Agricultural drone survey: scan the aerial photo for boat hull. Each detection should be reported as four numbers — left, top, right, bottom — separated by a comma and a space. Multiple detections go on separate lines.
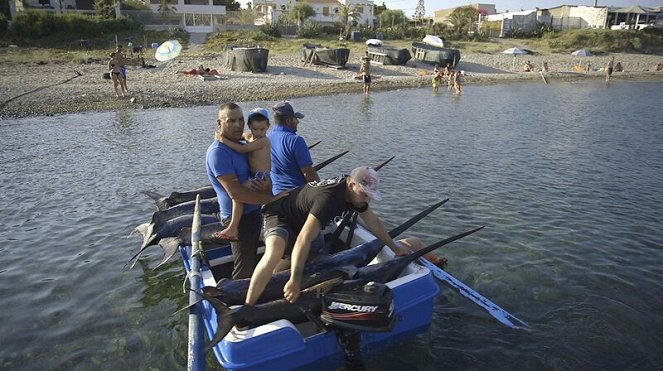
411, 41, 461, 68
225, 47, 269, 72
180, 223, 440, 371
367, 45, 412, 65
302, 44, 350, 67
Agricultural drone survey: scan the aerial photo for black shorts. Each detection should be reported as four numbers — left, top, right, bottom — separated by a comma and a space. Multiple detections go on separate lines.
263, 214, 326, 258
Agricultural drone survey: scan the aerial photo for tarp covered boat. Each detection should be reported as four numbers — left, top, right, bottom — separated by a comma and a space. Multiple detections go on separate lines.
302, 44, 350, 68
367, 45, 412, 65
225, 46, 269, 72
411, 41, 461, 68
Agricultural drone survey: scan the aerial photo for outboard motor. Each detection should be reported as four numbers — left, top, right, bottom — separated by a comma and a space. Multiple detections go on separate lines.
320, 282, 395, 369
320, 281, 395, 332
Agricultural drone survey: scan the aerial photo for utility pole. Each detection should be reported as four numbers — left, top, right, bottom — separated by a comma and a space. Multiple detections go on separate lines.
414, 0, 425, 26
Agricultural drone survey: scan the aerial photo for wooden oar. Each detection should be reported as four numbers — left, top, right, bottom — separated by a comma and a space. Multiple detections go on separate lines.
417, 257, 530, 330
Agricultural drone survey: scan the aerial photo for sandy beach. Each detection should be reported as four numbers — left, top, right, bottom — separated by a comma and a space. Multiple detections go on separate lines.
1, 48, 662, 119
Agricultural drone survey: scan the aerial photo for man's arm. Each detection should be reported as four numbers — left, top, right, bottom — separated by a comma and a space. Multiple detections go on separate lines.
219, 137, 268, 154
217, 173, 278, 204
359, 207, 409, 256
283, 214, 322, 303
300, 165, 319, 183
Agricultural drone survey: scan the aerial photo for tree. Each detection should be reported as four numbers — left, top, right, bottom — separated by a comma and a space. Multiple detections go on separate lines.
289, 3, 315, 25
212, 0, 240, 11
374, 2, 387, 17
377, 9, 406, 28
413, 0, 425, 24
157, 0, 177, 18
448, 5, 477, 35
94, 0, 116, 18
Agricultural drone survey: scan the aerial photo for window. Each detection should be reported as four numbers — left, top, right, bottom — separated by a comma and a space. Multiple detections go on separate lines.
323, 6, 329, 16
355, 6, 363, 13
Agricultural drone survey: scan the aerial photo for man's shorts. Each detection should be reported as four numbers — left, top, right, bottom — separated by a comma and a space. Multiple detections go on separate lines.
263, 214, 327, 259
251, 171, 269, 181
363, 75, 372, 84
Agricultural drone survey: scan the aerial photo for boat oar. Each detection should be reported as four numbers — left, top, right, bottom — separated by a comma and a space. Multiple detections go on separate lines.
417, 256, 530, 331
313, 150, 349, 171
308, 140, 322, 150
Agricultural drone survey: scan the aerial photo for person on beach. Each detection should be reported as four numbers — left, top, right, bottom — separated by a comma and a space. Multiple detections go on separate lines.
447, 68, 455, 90
244, 166, 411, 305
453, 70, 462, 95
614, 62, 623, 72
359, 54, 372, 94
432, 63, 443, 93
206, 102, 286, 279
523, 60, 534, 72
114, 45, 128, 94
108, 52, 124, 97
214, 108, 272, 241
542, 62, 549, 73
268, 101, 319, 194
585, 61, 592, 73
606, 56, 615, 82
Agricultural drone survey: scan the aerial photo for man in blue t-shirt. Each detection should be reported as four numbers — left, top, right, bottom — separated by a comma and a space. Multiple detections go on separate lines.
268, 101, 319, 194
206, 102, 283, 279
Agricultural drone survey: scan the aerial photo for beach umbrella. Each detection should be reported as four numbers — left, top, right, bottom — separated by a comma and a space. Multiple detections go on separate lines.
571, 49, 592, 57
155, 40, 182, 62
502, 47, 528, 71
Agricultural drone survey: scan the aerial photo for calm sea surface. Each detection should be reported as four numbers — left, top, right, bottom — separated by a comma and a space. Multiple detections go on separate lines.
1, 80, 662, 370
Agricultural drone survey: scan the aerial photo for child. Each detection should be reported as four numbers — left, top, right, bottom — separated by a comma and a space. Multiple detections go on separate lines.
359, 55, 372, 94
432, 63, 442, 93
108, 52, 124, 97
215, 108, 272, 240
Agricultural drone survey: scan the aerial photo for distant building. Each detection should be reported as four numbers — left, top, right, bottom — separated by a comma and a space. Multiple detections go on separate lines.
484, 9, 537, 37
433, 3, 496, 25
251, 0, 375, 27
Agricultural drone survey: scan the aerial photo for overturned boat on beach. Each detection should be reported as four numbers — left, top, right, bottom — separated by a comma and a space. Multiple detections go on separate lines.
225, 46, 269, 72
411, 38, 461, 68
367, 45, 412, 65
301, 43, 350, 68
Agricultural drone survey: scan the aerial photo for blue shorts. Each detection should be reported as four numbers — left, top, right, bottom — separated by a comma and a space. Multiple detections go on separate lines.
363, 75, 371, 84
120, 66, 126, 77
252, 171, 269, 181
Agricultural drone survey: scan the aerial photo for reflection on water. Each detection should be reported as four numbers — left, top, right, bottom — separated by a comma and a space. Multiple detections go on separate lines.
1, 81, 662, 370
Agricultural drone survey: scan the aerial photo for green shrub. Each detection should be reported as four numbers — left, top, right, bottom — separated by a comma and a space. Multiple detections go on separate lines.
9, 11, 142, 39
296, 20, 322, 38
259, 23, 281, 38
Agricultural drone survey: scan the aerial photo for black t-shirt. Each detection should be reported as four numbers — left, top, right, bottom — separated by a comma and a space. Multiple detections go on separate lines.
262, 176, 367, 233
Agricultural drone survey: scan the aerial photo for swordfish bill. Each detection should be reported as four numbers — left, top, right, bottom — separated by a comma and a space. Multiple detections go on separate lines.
313, 150, 349, 171
208, 199, 449, 306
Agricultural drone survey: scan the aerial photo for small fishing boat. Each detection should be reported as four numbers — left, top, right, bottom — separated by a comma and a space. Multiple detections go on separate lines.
225, 46, 269, 72
367, 45, 412, 65
411, 40, 461, 68
181, 215, 440, 370
301, 43, 350, 68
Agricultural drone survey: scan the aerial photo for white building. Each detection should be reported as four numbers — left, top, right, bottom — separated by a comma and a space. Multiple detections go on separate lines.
252, 0, 374, 27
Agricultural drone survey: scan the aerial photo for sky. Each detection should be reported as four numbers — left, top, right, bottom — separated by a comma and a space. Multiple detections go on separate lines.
379, 1, 663, 17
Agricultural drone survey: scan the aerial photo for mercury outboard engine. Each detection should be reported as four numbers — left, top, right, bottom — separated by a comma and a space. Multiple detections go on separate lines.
320, 281, 395, 332
320, 282, 395, 369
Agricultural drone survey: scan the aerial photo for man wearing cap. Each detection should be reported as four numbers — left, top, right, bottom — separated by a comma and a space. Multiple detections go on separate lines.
206, 102, 284, 279
268, 101, 319, 194
244, 166, 410, 305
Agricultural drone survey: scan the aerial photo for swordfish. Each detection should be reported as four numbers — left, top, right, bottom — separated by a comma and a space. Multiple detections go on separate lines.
202, 199, 449, 306
200, 225, 485, 351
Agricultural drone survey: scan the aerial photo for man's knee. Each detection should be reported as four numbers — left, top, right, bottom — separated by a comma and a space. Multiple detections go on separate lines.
399, 236, 423, 251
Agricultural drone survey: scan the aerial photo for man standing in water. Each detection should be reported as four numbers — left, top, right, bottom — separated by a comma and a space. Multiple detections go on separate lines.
606, 56, 615, 82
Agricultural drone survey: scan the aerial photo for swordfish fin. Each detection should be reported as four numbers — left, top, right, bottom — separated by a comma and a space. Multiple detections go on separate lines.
200, 291, 241, 353
141, 190, 169, 211
152, 237, 181, 270
387, 199, 449, 239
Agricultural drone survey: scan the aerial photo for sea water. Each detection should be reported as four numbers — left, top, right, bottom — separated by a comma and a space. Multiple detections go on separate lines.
1, 80, 662, 370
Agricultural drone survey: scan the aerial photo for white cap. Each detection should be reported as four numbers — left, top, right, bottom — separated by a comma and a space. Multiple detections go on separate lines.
350, 166, 382, 201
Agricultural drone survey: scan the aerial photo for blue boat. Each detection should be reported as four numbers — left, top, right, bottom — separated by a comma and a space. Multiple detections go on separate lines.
179, 221, 440, 371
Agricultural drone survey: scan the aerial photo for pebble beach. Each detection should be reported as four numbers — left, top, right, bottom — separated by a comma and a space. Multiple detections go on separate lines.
1, 48, 662, 119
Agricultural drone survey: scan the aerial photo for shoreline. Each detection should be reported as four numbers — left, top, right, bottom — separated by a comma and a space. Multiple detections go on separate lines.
1, 50, 662, 119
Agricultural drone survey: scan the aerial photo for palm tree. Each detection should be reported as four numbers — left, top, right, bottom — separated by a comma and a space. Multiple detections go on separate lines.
334, 4, 361, 38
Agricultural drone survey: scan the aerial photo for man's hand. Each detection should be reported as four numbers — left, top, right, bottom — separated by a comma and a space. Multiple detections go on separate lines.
284, 278, 301, 303
392, 241, 410, 256
250, 177, 271, 192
